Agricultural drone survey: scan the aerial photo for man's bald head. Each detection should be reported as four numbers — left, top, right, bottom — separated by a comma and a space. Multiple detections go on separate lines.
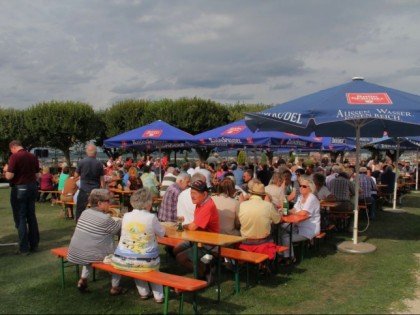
86, 144, 97, 157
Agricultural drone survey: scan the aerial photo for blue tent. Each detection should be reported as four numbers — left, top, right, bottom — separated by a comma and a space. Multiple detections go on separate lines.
192, 119, 321, 150
104, 120, 195, 151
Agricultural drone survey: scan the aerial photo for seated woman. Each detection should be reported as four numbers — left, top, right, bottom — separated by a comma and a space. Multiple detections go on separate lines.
111, 188, 165, 303
140, 165, 160, 197
280, 176, 320, 264
124, 166, 143, 211
67, 189, 123, 294
60, 167, 79, 201
264, 172, 285, 209
39, 166, 58, 202
60, 167, 79, 218
211, 177, 240, 236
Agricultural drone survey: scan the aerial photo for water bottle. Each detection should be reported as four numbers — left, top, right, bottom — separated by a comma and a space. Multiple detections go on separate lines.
283, 197, 289, 216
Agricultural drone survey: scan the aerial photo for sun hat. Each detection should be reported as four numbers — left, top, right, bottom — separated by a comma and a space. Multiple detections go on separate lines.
249, 182, 266, 196
190, 180, 208, 192
359, 167, 368, 173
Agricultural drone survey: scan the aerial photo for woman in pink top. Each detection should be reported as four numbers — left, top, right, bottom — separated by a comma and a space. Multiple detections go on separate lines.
39, 166, 58, 202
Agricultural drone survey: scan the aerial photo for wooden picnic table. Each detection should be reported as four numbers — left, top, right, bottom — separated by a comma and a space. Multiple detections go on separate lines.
163, 223, 245, 302
274, 214, 310, 253
320, 200, 340, 208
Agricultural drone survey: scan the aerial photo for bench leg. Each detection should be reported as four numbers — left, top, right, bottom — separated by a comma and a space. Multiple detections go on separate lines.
178, 290, 185, 314
59, 257, 66, 289
163, 286, 169, 315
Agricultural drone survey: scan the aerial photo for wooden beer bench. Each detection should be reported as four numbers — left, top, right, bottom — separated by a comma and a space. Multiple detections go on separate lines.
157, 236, 287, 294
50, 247, 207, 315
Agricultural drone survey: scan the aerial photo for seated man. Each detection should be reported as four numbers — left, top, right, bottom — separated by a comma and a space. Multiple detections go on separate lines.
173, 180, 219, 283
157, 173, 190, 223
238, 180, 280, 266
159, 166, 177, 197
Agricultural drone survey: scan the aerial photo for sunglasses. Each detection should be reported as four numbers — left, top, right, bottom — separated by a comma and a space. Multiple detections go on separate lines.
299, 185, 309, 188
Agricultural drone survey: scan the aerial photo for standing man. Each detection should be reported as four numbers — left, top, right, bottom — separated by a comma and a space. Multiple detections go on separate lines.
3, 140, 40, 255
76, 144, 105, 221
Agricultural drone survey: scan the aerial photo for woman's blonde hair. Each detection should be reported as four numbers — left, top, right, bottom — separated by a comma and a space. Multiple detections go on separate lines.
128, 166, 138, 178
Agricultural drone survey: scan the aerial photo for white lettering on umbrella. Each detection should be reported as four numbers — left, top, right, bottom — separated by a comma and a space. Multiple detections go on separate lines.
265, 112, 303, 124
336, 110, 372, 119
375, 109, 413, 117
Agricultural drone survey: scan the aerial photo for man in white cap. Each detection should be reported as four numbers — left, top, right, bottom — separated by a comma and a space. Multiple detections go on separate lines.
237, 179, 280, 267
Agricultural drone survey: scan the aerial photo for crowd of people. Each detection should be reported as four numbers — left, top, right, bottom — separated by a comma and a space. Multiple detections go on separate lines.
2, 140, 417, 301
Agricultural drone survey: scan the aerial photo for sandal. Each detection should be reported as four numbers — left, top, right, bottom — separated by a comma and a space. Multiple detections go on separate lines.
110, 286, 128, 296
140, 293, 153, 300
77, 278, 88, 292
279, 257, 296, 266
155, 298, 164, 304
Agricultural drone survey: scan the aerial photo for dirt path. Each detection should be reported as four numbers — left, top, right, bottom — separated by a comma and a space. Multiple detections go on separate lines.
392, 253, 420, 314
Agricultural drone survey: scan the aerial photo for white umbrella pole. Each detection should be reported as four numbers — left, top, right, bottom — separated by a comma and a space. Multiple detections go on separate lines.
352, 125, 361, 245
416, 148, 419, 191
253, 149, 257, 178
392, 143, 400, 209
159, 148, 162, 183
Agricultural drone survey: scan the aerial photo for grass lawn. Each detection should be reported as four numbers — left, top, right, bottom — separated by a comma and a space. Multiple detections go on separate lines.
0, 186, 419, 314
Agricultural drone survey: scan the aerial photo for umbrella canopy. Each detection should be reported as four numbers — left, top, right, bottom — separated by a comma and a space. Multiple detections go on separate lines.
104, 120, 194, 151
245, 78, 420, 138
318, 136, 356, 151
245, 77, 420, 252
366, 136, 420, 151
365, 136, 420, 210
192, 119, 322, 150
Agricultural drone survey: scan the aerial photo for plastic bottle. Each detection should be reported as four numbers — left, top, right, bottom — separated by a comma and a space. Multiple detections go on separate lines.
283, 197, 289, 216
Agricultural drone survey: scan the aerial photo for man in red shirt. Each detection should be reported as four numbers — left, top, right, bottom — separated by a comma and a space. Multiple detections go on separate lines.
3, 140, 40, 255
173, 180, 219, 283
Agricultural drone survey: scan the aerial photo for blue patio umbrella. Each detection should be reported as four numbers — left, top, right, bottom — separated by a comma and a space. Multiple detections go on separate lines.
245, 77, 420, 253
192, 119, 321, 150
192, 119, 321, 178
104, 120, 194, 150
366, 136, 420, 211
104, 120, 195, 181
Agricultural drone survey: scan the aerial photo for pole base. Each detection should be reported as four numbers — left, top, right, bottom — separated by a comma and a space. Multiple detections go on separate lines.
337, 241, 376, 254
382, 207, 406, 213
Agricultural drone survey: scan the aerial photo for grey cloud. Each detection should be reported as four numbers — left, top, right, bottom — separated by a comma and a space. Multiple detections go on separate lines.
111, 81, 147, 94
269, 83, 294, 91
208, 92, 255, 102
1, 0, 420, 109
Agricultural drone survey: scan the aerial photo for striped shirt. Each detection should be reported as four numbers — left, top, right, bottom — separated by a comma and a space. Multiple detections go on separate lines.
158, 183, 183, 222
67, 208, 121, 265
329, 176, 355, 201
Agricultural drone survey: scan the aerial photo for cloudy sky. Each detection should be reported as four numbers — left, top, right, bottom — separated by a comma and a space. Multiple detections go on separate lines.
1, 0, 420, 110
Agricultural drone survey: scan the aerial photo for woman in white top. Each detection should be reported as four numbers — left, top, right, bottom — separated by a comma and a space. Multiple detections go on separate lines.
265, 172, 285, 209
281, 176, 320, 263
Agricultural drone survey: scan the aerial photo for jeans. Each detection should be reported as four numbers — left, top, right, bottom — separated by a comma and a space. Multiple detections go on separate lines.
10, 182, 40, 252
76, 189, 90, 222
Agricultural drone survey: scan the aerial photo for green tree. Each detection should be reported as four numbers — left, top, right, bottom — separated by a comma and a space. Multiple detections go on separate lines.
237, 150, 247, 164
226, 103, 273, 122
0, 108, 36, 161
24, 101, 101, 165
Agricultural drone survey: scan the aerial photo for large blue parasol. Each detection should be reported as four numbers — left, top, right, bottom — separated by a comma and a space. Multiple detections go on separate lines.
366, 136, 420, 211
104, 120, 195, 181
192, 119, 321, 150
245, 77, 420, 253
104, 120, 194, 151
